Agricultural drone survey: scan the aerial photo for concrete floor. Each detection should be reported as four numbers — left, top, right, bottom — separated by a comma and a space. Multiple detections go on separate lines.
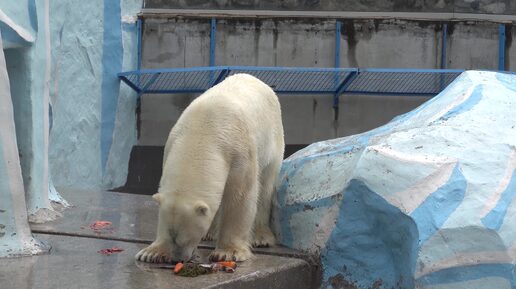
0, 189, 313, 289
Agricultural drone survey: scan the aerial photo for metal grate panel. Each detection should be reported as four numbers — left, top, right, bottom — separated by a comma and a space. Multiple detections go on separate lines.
345, 69, 463, 95
228, 67, 356, 93
118, 66, 466, 96
119, 67, 228, 94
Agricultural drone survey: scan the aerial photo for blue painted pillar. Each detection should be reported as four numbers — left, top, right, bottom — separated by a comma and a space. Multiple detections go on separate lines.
440, 23, 448, 90
335, 21, 341, 69
498, 24, 506, 71
441, 23, 448, 69
0, 32, 49, 257
333, 20, 342, 110
210, 18, 217, 67
136, 18, 142, 71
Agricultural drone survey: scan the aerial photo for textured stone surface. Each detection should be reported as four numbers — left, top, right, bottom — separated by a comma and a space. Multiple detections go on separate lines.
1, 0, 142, 257
16, 189, 314, 289
48, 0, 142, 189
0, 33, 49, 258
273, 71, 516, 288
0, 234, 311, 289
0, 1, 35, 48
31, 188, 306, 260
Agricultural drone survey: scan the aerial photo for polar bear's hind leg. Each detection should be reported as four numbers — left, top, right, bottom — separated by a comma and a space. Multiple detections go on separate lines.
252, 158, 281, 247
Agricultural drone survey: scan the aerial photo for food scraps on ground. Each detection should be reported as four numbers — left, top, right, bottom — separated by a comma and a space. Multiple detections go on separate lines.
98, 247, 124, 255
173, 262, 184, 274
172, 261, 238, 277
89, 220, 112, 231
216, 261, 237, 269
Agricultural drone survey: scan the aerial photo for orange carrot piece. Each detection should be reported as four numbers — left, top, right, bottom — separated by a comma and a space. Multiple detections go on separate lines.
217, 261, 237, 269
174, 262, 184, 274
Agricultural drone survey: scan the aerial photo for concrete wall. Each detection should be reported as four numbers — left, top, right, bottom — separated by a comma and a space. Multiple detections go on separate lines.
139, 92, 429, 146
144, 0, 516, 15
139, 17, 513, 147
447, 22, 500, 70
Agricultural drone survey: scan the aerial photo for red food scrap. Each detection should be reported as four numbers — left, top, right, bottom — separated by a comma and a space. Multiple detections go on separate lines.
174, 262, 184, 274
98, 247, 124, 255
89, 221, 113, 232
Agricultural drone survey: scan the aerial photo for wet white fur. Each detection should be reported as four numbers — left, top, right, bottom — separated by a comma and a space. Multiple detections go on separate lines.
135, 74, 284, 262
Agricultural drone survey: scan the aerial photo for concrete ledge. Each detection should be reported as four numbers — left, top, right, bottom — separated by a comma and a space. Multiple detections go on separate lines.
30, 188, 313, 260
0, 234, 312, 289
23, 189, 320, 288
140, 9, 516, 23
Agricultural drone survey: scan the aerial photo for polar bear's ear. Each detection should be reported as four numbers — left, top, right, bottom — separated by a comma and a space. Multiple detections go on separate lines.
194, 202, 209, 216
152, 193, 163, 204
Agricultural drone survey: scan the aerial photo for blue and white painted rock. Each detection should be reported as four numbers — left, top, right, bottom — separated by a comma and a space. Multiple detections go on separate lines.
273, 71, 516, 289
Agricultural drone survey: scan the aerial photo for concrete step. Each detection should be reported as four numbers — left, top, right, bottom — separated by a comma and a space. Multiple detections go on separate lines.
31, 188, 311, 260
0, 234, 312, 289
15, 189, 319, 289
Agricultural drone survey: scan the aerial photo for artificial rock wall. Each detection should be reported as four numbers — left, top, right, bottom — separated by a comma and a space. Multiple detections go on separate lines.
273, 71, 516, 288
0, 0, 142, 256
47, 0, 142, 189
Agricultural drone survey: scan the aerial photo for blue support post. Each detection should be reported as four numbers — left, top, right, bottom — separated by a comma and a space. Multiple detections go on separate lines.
137, 18, 142, 71
136, 18, 143, 92
333, 21, 342, 110
333, 70, 359, 109
209, 19, 217, 84
210, 68, 230, 87
335, 21, 341, 69
441, 23, 447, 69
499, 24, 506, 71
210, 19, 217, 67
119, 75, 142, 94
440, 23, 448, 90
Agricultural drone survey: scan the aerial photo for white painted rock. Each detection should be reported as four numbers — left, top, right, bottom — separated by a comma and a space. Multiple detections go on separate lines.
273, 71, 516, 289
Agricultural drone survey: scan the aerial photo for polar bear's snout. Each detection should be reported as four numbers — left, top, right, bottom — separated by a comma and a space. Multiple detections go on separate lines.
167, 229, 201, 262
159, 197, 212, 261
135, 199, 211, 263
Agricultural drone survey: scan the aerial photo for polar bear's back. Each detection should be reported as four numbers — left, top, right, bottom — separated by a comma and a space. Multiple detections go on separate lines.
182, 73, 279, 123
166, 73, 284, 171
198, 73, 280, 119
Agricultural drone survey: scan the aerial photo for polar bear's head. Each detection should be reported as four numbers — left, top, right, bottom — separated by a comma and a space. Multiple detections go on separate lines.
153, 193, 213, 262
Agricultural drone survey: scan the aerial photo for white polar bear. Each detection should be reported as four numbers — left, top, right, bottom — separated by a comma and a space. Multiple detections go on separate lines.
135, 73, 284, 262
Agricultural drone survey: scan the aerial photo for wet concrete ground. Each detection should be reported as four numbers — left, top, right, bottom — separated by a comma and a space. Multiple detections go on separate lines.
0, 189, 313, 289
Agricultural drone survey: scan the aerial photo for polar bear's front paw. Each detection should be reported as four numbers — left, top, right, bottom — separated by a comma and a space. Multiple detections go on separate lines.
209, 246, 253, 262
135, 242, 172, 263
252, 226, 276, 247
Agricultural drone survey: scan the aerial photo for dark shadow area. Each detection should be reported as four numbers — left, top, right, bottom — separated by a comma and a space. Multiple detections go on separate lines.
112, 144, 309, 195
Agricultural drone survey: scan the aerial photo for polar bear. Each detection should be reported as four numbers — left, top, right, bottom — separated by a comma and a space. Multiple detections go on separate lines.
135, 74, 284, 263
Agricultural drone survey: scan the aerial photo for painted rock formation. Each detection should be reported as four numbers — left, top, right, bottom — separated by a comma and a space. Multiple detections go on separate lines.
273, 71, 516, 289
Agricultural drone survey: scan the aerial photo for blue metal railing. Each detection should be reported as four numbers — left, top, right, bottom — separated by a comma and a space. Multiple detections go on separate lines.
118, 66, 464, 100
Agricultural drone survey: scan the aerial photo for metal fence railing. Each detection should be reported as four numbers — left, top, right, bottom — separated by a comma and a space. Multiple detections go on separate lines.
118, 66, 467, 108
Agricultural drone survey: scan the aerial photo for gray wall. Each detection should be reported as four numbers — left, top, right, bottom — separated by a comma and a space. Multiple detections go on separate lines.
144, 0, 516, 15
139, 17, 513, 146
139, 92, 429, 146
